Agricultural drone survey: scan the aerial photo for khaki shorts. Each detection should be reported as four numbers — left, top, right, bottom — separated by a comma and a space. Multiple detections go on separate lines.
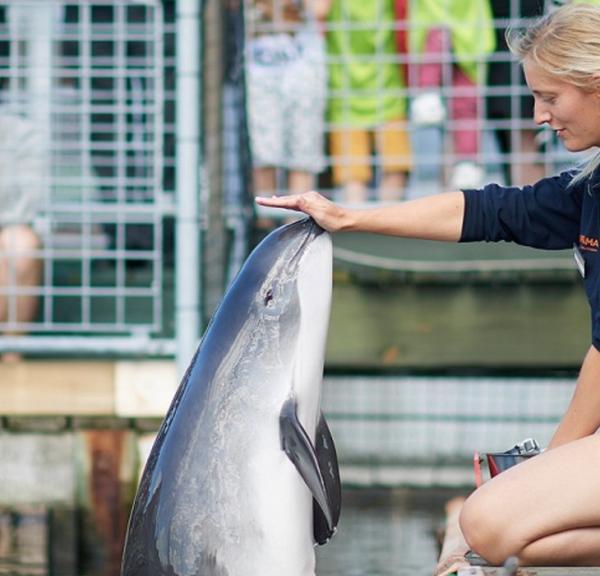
246, 32, 327, 173
329, 120, 413, 185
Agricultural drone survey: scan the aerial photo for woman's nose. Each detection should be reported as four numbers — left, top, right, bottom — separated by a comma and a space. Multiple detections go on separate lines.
533, 102, 551, 125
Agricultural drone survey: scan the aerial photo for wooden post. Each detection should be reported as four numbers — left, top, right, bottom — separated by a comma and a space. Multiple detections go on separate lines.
77, 429, 137, 576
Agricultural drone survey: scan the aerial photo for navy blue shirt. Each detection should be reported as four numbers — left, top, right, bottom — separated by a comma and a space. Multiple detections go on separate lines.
460, 168, 600, 350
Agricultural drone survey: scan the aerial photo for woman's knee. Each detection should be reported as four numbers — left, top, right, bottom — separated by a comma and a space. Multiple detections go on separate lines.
0, 225, 42, 280
0, 225, 42, 253
459, 490, 517, 566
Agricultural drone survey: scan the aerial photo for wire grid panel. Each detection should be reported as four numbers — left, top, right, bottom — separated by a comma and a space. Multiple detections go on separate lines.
0, 0, 172, 337
244, 0, 582, 205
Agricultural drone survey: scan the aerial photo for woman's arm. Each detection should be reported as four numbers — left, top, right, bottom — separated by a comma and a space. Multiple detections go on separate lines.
548, 346, 600, 449
255, 190, 466, 241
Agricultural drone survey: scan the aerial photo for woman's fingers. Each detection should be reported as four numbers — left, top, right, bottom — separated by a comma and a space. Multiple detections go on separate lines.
255, 194, 298, 208
255, 191, 346, 232
255, 190, 323, 210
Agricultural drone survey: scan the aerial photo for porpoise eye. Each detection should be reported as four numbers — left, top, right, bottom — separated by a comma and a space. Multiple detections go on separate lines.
264, 288, 274, 306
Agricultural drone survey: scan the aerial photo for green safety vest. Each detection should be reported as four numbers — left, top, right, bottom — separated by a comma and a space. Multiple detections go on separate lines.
326, 0, 407, 126
409, 0, 496, 84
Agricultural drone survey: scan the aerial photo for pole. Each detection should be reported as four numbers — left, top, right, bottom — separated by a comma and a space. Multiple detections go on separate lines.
175, 0, 203, 378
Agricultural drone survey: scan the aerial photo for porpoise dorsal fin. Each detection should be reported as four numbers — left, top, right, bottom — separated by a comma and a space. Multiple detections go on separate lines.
280, 397, 338, 542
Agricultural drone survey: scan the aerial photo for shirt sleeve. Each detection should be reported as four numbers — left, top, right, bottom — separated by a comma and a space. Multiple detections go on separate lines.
460, 171, 583, 250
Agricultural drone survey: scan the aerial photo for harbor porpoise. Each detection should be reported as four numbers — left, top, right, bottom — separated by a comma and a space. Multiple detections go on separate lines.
121, 218, 341, 576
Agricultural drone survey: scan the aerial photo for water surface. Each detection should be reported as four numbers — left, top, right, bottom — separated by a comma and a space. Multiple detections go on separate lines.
0, 488, 464, 576
317, 488, 463, 576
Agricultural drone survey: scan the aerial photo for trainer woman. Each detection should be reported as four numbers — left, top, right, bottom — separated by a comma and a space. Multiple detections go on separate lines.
257, 3, 600, 567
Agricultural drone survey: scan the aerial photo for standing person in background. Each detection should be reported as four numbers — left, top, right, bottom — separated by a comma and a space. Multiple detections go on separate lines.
0, 114, 44, 363
258, 4, 600, 568
409, 0, 496, 190
245, 0, 329, 228
324, 0, 413, 204
486, 0, 545, 187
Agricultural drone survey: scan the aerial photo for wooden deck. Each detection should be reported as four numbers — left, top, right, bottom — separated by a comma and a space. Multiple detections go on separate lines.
436, 497, 600, 576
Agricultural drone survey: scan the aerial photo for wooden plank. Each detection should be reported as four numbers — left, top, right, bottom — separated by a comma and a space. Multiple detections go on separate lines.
0, 360, 176, 417
77, 430, 137, 575
434, 496, 471, 576
114, 360, 177, 417
0, 360, 115, 415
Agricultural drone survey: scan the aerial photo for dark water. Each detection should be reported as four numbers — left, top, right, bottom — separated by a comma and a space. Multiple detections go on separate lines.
318, 488, 462, 576
0, 488, 463, 576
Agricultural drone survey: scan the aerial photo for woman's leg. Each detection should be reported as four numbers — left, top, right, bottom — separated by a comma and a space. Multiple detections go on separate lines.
252, 167, 278, 230
252, 166, 277, 196
288, 170, 314, 195
376, 120, 412, 202
379, 172, 408, 202
329, 128, 371, 203
0, 225, 42, 361
460, 434, 600, 566
510, 129, 545, 186
450, 67, 480, 159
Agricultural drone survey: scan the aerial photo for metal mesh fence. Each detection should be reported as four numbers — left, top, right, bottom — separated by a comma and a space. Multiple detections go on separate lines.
246, 0, 587, 210
0, 0, 176, 354
0, 0, 592, 357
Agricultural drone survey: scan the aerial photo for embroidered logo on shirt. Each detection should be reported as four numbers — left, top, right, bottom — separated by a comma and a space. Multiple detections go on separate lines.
579, 234, 599, 252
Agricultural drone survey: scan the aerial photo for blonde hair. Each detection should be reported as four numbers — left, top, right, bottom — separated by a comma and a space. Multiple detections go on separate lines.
507, 3, 600, 183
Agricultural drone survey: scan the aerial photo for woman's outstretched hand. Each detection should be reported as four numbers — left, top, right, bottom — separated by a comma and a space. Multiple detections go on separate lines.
257, 189, 465, 241
255, 191, 350, 233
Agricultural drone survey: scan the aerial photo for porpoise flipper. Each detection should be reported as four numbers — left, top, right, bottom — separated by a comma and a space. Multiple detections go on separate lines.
312, 412, 341, 544
280, 397, 334, 538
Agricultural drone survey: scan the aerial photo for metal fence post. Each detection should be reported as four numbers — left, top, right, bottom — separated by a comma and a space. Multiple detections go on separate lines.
175, 0, 203, 378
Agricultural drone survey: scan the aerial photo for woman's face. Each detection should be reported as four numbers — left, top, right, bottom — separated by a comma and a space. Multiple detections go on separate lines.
523, 57, 600, 152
